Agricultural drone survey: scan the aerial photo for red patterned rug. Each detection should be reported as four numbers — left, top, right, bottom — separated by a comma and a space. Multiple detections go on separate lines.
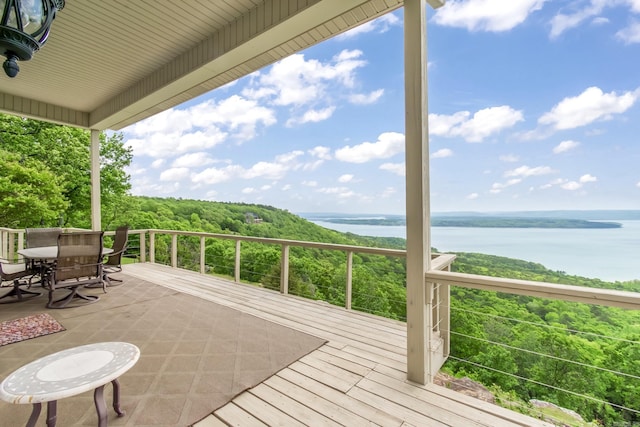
0, 313, 65, 346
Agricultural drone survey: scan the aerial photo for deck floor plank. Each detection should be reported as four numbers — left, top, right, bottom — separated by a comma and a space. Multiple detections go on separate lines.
233, 392, 307, 427
214, 402, 269, 427
264, 374, 378, 427
249, 383, 343, 427
276, 369, 404, 427
125, 264, 554, 427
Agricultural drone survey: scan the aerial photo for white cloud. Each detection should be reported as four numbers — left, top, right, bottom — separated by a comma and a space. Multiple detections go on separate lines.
302, 181, 318, 187
338, 174, 354, 183
172, 152, 215, 168
553, 140, 580, 154
539, 87, 639, 130
191, 165, 243, 185
490, 178, 522, 194
316, 186, 356, 199
261, 185, 272, 190
309, 146, 332, 160
500, 154, 520, 162
467, 193, 479, 200
124, 95, 277, 158
247, 50, 367, 106
336, 13, 401, 39
190, 151, 302, 186
431, 148, 453, 159
540, 178, 566, 190
580, 174, 597, 183
433, 0, 548, 32
242, 187, 256, 194
349, 89, 384, 105
505, 165, 554, 177
561, 181, 582, 190
550, 1, 640, 39
546, 174, 596, 191
335, 132, 405, 163
159, 168, 190, 182
616, 21, 640, 44
243, 161, 289, 180
429, 106, 523, 142
286, 106, 336, 127
380, 163, 405, 176
281, 184, 292, 191
151, 159, 165, 168
302, 160, 325, 171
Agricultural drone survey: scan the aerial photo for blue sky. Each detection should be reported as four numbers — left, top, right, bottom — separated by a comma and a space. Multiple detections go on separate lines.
123, 0, 640, 215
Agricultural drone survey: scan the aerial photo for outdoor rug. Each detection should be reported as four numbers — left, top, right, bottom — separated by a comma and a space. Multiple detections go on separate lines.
0, 275, 327, 426
0, 313, 65, 346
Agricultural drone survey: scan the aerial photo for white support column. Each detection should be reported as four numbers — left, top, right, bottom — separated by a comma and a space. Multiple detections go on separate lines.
405, 0, 432, 385
90, 129, 101, 231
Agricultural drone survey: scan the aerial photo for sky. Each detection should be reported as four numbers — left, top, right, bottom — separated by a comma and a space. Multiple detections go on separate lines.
122, 0, 640, 215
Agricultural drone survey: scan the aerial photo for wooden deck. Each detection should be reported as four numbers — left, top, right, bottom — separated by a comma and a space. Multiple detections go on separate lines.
123, 263, 553, 427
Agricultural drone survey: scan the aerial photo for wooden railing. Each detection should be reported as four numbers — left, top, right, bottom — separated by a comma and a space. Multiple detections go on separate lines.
0, 227, 454, 311
3, 226, 639, 420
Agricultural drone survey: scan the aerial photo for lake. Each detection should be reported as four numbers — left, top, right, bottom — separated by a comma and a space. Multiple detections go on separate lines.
308, 219, 640, 283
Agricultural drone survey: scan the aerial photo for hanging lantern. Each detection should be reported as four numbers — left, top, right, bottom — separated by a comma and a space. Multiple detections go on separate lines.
0, 0, 65, 78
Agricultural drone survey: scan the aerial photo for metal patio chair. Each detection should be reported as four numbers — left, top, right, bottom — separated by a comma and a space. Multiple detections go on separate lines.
45, 231, 105, 309
25, 227, 62, 248
0, 261, 41, 303
103, 225, 129, 286
25, 227, 62, 282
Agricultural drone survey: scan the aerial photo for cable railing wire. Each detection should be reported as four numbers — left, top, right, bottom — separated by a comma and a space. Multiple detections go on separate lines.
448, 355, 640, 417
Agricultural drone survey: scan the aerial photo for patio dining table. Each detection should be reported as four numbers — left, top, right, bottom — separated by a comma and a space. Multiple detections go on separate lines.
19, 246, 114, 261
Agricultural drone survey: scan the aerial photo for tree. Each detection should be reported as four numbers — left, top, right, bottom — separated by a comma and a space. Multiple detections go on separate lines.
0, 149, 68, 227
0, 114, 132, 229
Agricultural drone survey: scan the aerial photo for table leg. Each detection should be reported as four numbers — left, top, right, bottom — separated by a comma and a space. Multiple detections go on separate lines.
46, 401, 57, 427
94, 385, 108, 427
26, 403, 41, 427
112, 378, 125, 416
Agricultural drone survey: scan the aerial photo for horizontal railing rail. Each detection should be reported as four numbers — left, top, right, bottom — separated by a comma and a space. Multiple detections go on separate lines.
426, 270, 640, 424
426, 270, 640, 310
3, 226, 639, 424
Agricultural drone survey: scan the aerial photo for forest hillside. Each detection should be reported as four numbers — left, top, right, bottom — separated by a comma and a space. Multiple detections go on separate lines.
116, 196, 640, 427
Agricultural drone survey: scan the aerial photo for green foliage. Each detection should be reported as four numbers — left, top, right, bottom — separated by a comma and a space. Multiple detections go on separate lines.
0, 114, 638, 424
0, 114, 132, 229
0, 149, 68, 227
114, 196, 639, 424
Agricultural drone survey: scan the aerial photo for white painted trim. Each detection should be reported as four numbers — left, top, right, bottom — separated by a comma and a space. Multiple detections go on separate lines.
404, 0, 431, 385
90, 130, 101, 231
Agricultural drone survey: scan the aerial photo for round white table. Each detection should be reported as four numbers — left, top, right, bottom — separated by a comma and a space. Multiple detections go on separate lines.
19, 246, 114, 260
0, 342, 140, 427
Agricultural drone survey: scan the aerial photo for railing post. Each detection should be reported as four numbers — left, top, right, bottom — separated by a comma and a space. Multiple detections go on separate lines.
138, 231, 146, 263
149, 231, 155, 264
17, 231, 24, 253
235, 240, 241, 283
280, 244, 289, 294
200, 236, 206, 274
7, 232, 15, 261
345, 251, 353, 310
0, 230, 7, 260
441, 265, 451, 358
171, 234, 178, 268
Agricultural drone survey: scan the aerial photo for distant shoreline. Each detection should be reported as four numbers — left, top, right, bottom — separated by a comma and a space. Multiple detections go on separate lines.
308, 217, 623, 229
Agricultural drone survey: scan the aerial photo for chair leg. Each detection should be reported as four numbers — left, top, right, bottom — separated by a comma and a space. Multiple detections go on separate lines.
47, 287, 99, 309
0, 279, 41, 304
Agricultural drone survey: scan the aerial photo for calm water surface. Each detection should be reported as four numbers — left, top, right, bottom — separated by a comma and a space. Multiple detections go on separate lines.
310, 220, 640, 282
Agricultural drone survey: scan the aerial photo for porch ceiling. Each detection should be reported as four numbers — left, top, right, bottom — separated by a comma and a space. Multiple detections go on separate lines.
0, 0, 403, 131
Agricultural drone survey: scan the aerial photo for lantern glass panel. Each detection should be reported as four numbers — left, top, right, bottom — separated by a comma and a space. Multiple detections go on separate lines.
22, 0, 45, 34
